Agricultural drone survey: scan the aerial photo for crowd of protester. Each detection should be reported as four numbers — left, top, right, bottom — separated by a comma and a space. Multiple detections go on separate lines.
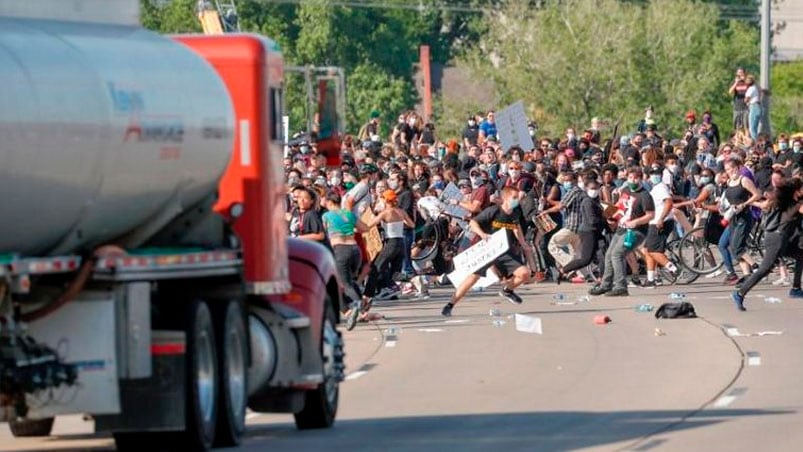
284, 69, 803, 327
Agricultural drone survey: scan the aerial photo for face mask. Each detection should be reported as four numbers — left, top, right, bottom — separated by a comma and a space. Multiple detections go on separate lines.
587, 189, 599, 199
795, 145, 801, 153
780, 142, 789, 150
344, 181, 355, 190
330, 177, 341, 186
432, 180, 444, 190
468, 120, 476, 127
508, 169, 521, 179
562, 181, 573, 191
667, 164, 677, 173
508, 198, 520, 209
438, 147, 446, 158
650, 175, 662, 184
408, 119, 416, 126
628, 181, 640, 190
471, 177, 483, 188
388, 180, 399, 190
288, 177, 299, 186
528, 128, 535, 137
700, 176, 711, 185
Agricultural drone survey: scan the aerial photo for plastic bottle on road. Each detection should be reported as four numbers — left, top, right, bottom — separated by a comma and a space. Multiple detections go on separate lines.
635, 303, 654, 312
489, 308, 502, 317
553, 293, 566, 302
765, 297, 782, 304
669, 292, 687, 300
577, 295, 591, 303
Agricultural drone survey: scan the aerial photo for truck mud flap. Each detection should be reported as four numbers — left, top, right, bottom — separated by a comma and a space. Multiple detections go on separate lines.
95, 330, 186, 432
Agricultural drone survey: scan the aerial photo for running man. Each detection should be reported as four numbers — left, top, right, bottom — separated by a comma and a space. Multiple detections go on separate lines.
441, 187, 534, 316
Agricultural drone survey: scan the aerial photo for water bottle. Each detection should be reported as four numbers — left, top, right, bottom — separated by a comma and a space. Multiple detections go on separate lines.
552, 294, 566, 302
577, 296, 591, 303
720, 206, 736, 227
623, 228, 635, 249
489, 308, 502, 317
492, 319, 507, 327
669, 292, 687, 300
635, 303, 654, 312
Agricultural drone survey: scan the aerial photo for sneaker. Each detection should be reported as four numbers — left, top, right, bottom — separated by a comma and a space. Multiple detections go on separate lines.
376, 287, 400, 300
345, 304, 360, 331
789, 288, 803, 298
571, 275, 586, 284
499, 287, 523, 305
605, 287, 629, 297
706, 269, 725, 279
401, 283, 416, 295
415, 291, 431, 300
731, 291, 746, 311
724, 273, 739, 285
441, 302, 454, 317
642, 280, 657, 289
772, 276, 791, 286
628, 277, 642, 288
589, 285, 611, 296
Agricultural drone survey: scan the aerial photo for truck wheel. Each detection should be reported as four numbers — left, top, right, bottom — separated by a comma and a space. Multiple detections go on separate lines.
213, 300, 247, 447
8, 417, 54, 437
185, 300, 218, 450
294, 299, 343, 429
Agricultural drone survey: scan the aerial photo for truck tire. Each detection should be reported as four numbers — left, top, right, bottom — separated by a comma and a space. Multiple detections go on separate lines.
294, 299, 343, 429
213, 300, 247, 447
185, 300, 219, 450
8, 417, 54, 437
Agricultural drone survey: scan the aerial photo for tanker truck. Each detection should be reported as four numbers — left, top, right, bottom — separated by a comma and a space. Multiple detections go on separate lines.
0, 6, 344, 451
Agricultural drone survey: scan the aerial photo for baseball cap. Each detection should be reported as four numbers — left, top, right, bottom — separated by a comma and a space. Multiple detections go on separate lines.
358, 163, 379, 175
457, 178, 471, 188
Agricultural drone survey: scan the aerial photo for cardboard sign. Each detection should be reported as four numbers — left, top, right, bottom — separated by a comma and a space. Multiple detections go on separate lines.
359, 210, 384, 262
440, 182, 471, 219
495, 100, 534, 152
447, 229, 509, 287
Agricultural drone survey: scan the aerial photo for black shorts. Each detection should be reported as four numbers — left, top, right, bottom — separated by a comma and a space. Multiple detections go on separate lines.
644, 221, 674, 253
473, 252, 525, 278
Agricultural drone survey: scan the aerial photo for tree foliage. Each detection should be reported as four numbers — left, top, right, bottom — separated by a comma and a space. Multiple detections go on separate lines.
771, 60, 803, 134
458, 0, 759, 138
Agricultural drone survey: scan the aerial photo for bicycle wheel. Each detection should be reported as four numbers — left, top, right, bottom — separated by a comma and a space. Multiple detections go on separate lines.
412, 219, 441, 262
678, 226, 724, 275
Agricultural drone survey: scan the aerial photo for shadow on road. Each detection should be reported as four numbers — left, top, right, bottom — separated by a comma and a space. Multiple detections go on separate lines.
239, 408, 794, 451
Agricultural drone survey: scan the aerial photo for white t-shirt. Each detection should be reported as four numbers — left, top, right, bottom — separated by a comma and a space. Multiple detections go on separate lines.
342, 181, 371, 217
649, 183, 674, 225
745, 85, 760, 105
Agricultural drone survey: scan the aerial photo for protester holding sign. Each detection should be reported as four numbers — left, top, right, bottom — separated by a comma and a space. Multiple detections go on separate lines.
442, 187, 534, 317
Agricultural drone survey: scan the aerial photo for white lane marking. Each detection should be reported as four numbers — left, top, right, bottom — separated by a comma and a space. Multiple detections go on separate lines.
418, 328, 443, 333
444, 319, 469, 324
726, 328, 740, 337
748, 356, 762, 366
385, 340, 397, 347
346, 371, 368, 380
714, 395, 737, 407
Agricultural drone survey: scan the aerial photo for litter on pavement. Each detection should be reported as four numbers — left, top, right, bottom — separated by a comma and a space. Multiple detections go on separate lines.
515, 314, 543, 334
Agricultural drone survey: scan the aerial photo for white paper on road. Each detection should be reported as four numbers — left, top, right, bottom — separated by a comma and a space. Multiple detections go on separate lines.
448, 229, 509, 288
495, 100, 534, 151
515, 314, 543, 334
726, 328, 784, 337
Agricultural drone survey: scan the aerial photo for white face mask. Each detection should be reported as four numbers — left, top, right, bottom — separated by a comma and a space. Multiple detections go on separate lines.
587, 189, 599, 199
388, 180, 399, 190
330, 177, 341, 186
468, 120, 476, 127
508, 169, 520, 179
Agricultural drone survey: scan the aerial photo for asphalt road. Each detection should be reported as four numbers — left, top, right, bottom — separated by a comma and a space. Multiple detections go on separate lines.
2, 277, 802, 451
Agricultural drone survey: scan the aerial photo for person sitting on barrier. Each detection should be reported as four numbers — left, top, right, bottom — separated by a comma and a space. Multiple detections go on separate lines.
441, 186, 534, 317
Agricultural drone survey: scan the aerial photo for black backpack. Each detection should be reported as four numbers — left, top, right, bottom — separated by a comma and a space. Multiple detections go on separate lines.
655, 302, 697, 319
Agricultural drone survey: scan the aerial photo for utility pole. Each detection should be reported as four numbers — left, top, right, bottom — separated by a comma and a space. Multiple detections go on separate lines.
760, 0, 772, 137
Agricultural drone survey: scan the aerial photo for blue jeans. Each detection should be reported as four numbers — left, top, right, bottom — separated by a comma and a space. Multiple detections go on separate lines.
402, 229, 414, 275
718, 227, 734, 273
748, 103, 761, 140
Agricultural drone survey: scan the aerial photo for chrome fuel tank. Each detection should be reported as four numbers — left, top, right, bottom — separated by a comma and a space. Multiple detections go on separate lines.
0, 18, 234, 255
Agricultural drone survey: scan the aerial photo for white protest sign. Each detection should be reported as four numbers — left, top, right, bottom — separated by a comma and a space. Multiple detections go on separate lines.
440, 182, 470, 219
447, 229, 509, 288
495, 100, 534, 152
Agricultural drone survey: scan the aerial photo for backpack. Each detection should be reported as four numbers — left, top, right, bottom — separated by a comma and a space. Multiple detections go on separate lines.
655, 302, 697, 319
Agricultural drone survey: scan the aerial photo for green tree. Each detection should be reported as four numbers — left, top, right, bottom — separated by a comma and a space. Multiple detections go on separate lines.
770, 60, 803, 135
140, 0, 200, 33
457, 0, 758, 139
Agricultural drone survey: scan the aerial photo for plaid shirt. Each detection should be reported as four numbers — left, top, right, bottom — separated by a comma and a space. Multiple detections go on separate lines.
561, 186, 585, 232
